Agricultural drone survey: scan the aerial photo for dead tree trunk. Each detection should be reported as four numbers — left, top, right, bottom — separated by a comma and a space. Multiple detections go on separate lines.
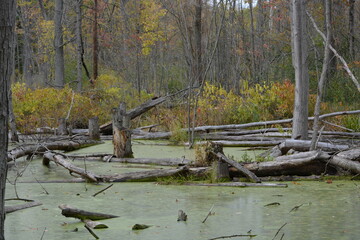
214, 152, 261, 183
88, 117, 100, 140
112, 103, 133, 158
57, 118, 68, 135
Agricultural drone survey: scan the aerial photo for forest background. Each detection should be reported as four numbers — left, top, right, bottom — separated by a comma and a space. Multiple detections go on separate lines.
12, 0, 360, 137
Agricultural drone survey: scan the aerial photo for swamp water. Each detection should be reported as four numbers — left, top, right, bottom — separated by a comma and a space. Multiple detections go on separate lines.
5, 141, 360, 239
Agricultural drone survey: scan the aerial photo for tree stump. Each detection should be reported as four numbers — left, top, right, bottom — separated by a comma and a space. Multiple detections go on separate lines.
195, 141, 229, 180
89, 117, 100, 140
215, 161, 230, 179
57, 118, 68, 135
195, 141, 224, 166
112, 103, 133, 158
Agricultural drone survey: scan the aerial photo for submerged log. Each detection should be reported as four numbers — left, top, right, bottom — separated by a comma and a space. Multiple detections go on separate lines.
7, 139, 102, 162
214, 152, 261, 183
59, 204, 118, 221
5, 201, 42, 214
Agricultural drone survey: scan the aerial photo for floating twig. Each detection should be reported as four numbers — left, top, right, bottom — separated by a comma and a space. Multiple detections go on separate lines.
264, 202, 280, 207
272, 223, 287, 240
202, 204, 214, 223
208, 234, 257, 240
84, 224, 99, 239
289, 204, 304, 213
92, 184, 113, 197
40, 227, 47, 240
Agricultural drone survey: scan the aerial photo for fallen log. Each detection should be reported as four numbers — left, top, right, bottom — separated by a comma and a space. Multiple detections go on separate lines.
336, 148, 360, 161
99, 166, 188, 182
43, 152, 99, 182
107, 157, 192, 166
5, 201, 42, 214
214, 152, 261, 183
321, 149, 360, 174
197, 140, 282, 147
43, 151, 189, 182
275, 151, 328, 161
7, 139, 102, 162
184, 182, 288, 188
132, 131, 172, 140
279, 140, 349, 153
59, 204, 118, 221
190, 110, 360, 132
239, 151, 332, 177
202, 135, 288, 142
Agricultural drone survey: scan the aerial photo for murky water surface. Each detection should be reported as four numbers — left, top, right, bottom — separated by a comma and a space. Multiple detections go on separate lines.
6, 141, 360, 239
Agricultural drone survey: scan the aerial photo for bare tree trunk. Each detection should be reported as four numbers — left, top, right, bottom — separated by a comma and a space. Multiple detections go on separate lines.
194, 0, 202, 87
76, 0, 83, 92
310, 0, 331, 150
291, 0, 309, 140
92, 0, 99, 84
19, 2, 35, 87
348, 0, 355, 59
249, 0, 257, 83
0, 0, 16, 237
8, 89, 18, 142
54, 0, 65, 88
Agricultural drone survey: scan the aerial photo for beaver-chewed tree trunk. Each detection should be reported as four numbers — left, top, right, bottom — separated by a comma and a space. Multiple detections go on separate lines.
112, 103, 133, 158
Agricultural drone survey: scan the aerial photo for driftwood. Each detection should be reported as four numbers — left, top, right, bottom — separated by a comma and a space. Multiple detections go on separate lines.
59, 204, 118, 221
279, 140, 349, 153
7, 139, 102, 162
5, 201, 42, 214
214, 152, 261, 183
184, 182, 288, 188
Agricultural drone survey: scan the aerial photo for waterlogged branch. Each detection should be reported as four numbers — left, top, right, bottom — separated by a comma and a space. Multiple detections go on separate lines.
306, 10, 360, 92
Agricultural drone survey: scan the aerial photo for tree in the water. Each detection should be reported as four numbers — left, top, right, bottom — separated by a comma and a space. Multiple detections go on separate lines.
0, 0, 16, 238
290, 0, 309, 140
